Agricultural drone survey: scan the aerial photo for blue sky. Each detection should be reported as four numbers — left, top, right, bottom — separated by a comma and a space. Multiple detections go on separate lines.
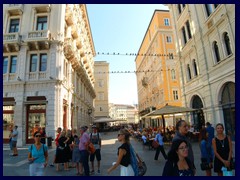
87, 4, 169, 105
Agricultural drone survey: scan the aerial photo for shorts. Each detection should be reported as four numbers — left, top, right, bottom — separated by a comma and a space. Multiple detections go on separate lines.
12, 141, 17, 148
90, 149, 101, 162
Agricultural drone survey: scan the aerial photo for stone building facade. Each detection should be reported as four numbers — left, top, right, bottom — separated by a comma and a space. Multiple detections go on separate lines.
3, 4, 96, 145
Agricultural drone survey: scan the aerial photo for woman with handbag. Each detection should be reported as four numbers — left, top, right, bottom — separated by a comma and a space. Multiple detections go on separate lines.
154, 129, 168, 161
199, 128, 213, 176
212, 123, 233, 176
162, 139, 194, 176
107, 129, 134, 176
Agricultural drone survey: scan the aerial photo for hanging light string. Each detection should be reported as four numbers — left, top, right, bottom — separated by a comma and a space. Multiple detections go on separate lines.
94, 69, 173, 74
85, 52, 175, 58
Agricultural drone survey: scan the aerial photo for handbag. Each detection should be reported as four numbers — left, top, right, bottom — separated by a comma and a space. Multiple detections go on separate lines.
136, 152, 147, 176
152, 140, 159, 149
230, 157, 235, 170
88, 142, 96, 154
200, 162, 212, 170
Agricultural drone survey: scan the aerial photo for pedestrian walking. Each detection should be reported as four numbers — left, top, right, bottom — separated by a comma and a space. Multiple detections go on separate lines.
199, 128, 213, 176
154, 129, 168, 161
162, 139, 194, 176
9, 126, 13, 152
90, 125, 102, 174
212, 123, 233, 176
79, 126, 90, 176
172, 120, 195, 173
40, 127, 47, 144
10, 125, 19, 156
28, 131, 48, 176
107, 129, 134, 176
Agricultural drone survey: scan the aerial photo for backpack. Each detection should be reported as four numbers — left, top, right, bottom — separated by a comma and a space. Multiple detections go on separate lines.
129, 144, 139, 176
90, 133, 100, 145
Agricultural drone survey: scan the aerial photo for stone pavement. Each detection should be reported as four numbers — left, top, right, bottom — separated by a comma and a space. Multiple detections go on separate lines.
3, 131, 235, 176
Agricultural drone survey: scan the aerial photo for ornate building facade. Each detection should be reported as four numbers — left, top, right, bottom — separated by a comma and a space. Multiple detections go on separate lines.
3, 4, 96, 145
168, 4, 235, 139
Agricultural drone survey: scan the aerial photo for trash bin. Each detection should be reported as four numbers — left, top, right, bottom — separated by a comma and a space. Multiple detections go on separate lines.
47, 137, 52, 147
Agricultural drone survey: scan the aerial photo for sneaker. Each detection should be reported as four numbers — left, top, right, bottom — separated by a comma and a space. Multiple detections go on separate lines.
97, 170, 100, 174
49, 164, 54, 167
90, 170, 95, 175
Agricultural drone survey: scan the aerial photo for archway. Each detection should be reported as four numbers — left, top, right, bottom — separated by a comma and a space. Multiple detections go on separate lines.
221, 82, 235, 141
191, 95, 205, 131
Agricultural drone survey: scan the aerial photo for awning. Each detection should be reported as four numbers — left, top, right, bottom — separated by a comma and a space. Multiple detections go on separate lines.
93, 117, 126, 123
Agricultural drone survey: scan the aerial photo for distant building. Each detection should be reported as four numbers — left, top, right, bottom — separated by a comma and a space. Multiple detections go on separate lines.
3, 4, 95, 145
168, 4, 235, 138
135, 10, 182, 128
94, 61, 110, 120
109, 103, 139, 125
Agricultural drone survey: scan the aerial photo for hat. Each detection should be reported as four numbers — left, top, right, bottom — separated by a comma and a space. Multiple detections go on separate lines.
92, 125, 97, 128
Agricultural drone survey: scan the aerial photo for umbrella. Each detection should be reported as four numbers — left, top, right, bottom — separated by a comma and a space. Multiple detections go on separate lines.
147, 104, 195, 134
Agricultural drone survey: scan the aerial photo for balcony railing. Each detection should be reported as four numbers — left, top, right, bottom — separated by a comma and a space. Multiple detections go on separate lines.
27, 30, 50, 40
3, 33, 20, 43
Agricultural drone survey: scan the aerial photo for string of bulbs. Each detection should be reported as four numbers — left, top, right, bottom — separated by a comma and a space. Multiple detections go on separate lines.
94, 69, 173, 74
85, 52, 175, 58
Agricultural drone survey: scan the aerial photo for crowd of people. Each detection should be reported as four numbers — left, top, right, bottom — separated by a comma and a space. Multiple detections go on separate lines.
8, 120, 234, 176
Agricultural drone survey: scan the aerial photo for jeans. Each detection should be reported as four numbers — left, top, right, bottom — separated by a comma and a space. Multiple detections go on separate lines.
29, 163, 45, 176
80, 150, 90, 176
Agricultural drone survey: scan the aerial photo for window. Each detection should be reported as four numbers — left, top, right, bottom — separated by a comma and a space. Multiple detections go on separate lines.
30, 55, 38, 72
98, 80, 104, 87
10, 56, 17, 73
166, 36, 172, 43
173, 90, 179, 100
182, 27, 187, 45
205, 4, 219, 17
9, 19, 19, 33
186, 21, 192, 39
164, 18, 170, 26
177, 4, 186, 15
223, 32, 232, 56
36, 16, 47, 30
192, 59, 198, 76
39, 54, 47, 71
100, 107, 103, 111
171, 69, 176, 80
187, 64, 192, 80
3, 57, 8, 74
213, 41, 221, 63
169, 53, 174, 59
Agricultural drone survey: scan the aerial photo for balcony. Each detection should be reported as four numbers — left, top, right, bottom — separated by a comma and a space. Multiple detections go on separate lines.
6, 4, 24, 15
65, 5, 74, 26
26, 30, 51, 50
3, 33, 21, 52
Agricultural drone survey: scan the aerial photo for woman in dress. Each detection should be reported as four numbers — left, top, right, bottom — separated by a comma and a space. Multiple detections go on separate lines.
212, 123, 233, 176
107, 129, 134, 176
162, 139, 194, 176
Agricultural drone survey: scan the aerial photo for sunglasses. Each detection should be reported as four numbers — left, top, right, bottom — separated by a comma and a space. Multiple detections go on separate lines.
35, 135, 41, 137
118, 134, 123, 137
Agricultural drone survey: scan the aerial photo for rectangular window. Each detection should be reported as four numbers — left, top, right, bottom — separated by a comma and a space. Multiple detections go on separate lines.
3, 57, 8, 74
37, 16, 47, 30
169, 53, 174, 59
9, 19, 19, 33
98, 80, 104, 87
30, 54, 38, 72
186, 21, 192, 39
171, 69, 176, 80
166, 36, 172, 43
205, 4, 214, 17
39, 54, 47, 71
10, 56, 17, 73
173, 90, 179, 100
164, 18, 170, 26
182, 27, 187, 45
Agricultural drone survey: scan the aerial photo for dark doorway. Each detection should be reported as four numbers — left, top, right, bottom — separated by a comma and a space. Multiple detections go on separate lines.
192, 95, 205, 131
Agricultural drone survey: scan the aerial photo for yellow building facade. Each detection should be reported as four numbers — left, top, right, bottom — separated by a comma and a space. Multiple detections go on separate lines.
135, 10, 182, 128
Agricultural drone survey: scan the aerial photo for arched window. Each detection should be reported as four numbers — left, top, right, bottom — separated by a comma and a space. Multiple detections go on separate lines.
192, 59, 198, 76
187, 64, 192, 80
223, 32, 232, 56
213, 41, 221, 63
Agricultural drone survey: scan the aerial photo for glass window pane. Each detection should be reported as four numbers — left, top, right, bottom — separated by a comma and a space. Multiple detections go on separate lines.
40, 54, 47, 71
10, 56, 17, 73
3, 57, 8, 74
30, 55, 38, 72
